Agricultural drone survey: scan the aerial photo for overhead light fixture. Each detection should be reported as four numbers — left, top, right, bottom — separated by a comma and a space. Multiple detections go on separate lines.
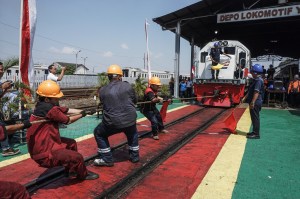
214, 30, 218, 35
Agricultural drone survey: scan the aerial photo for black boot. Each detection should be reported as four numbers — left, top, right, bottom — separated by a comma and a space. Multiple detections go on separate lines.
84, 171, 99, 180
247, 133, 260, 139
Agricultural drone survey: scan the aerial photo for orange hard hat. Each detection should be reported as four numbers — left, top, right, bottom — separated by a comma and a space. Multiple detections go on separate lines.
107, 64, 123, 76
149, 77, 161, 86
36, 80, 63, 98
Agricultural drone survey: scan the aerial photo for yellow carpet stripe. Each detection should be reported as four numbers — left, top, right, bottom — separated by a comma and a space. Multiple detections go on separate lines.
0, 105, 189, 168
0, 154, 30, 168
192, 108, 251, 199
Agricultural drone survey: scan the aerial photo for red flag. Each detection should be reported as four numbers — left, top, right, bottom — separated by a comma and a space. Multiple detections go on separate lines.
20, 0, 37, 96
160, 100, 170, 122
224, 111, 237, 134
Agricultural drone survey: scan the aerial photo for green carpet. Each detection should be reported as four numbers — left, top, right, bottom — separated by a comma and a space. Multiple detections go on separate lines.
232, 109, 300, 199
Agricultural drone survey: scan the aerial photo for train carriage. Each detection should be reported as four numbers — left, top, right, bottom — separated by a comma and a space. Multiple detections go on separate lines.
194, 40, 251, 107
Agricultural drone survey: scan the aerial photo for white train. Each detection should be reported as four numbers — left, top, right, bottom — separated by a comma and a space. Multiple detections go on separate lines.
122, 67, 179, 85
194, 40, 251, 107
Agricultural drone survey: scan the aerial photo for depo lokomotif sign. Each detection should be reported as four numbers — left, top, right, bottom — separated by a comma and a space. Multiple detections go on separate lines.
217, 5, 300, 23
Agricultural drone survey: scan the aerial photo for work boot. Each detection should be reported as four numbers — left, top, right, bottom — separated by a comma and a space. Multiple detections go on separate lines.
160, 129, 169, 134
247, 133, 260, 139
84, 171, 99, 180
152, 134, 159, 140
2, 148, 20, 157
130, 157, 140, 163
94, 158, 114, 167
246, 132, 254, 136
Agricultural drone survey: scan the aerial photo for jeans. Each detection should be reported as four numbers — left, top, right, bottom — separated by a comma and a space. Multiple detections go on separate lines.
94, 123, 139, 162
142, 108, 164, 136
1, 137, 10, 150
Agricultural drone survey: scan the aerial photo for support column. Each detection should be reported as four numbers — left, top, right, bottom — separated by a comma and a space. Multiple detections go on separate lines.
190, 37, 195, 81
298, 58, 300, 73
174, 21, 181, 98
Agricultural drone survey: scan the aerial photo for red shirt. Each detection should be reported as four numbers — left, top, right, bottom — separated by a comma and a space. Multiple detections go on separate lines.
26, 105, 69, 160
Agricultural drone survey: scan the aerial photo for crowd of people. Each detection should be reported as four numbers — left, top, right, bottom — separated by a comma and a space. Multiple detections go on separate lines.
258, 64, 299, 108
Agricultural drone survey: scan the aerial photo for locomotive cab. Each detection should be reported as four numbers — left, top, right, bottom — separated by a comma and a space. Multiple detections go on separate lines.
194, 40, 251, 107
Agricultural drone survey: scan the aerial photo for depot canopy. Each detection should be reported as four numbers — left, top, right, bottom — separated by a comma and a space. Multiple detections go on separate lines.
153, 0, 300, 58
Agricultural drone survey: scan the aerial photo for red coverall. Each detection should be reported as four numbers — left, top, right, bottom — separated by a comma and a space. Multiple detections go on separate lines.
26, 105, 87, 179
0, 126, 31, 199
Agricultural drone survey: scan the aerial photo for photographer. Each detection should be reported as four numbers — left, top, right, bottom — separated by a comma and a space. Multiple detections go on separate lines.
0, 62, 20, 157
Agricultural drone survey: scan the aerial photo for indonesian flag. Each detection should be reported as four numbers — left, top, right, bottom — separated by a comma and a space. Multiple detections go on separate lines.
20, 0, 37, 96
145, 19, 151, 84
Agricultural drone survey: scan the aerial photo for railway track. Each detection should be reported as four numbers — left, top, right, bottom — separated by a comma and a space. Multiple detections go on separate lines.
25, 106, 230, 197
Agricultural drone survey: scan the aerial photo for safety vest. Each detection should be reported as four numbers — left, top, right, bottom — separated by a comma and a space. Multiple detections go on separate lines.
288, 80, 300, 94
145, 87, 157, 95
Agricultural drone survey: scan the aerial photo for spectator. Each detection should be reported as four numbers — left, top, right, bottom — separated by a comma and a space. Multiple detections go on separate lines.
26, 80, 98, 180
186, 77, 193, 98
0, 72, 32, 198
262, 65, 267, 78
179, 79, 187, 99
140, 77, 168, 140
0, 62, 20, 157
47, 64, 67, 82
169, 77, 174, 97
47, 64, 68, 128
267, 64, 275, 80
93, 64, 139, 166
288, 74, 300, 108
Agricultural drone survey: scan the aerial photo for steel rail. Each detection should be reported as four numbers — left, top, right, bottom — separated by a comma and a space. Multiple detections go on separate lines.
96, 107, 228, 199
25, 107, 208, 194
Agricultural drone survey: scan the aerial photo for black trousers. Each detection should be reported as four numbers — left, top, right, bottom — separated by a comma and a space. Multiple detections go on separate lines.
289, 93, 300, 107
250, 104, 262, 135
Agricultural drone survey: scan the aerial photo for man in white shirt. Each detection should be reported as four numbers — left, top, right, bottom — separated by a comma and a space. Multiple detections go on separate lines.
46, 64, 68, 128
47, 64, 67, 82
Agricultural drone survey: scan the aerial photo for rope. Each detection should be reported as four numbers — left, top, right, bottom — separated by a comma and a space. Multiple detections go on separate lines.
30, 112, 86, 125
136, 95, 216, 105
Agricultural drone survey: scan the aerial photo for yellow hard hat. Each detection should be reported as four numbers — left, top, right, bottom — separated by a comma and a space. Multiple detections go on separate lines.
149, 77, 162, 86
107, 64, 123, 76
36, 80, 64, 98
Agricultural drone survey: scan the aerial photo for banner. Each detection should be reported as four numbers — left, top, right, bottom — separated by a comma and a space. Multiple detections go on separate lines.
20, 0, 37, 96
217, 5, 300, 23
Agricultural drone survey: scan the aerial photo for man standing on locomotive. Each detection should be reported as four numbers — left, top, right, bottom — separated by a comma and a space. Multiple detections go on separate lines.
210, 42, 231, 80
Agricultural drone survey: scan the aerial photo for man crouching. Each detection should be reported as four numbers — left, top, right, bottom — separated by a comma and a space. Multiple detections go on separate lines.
26, 80, 98, 180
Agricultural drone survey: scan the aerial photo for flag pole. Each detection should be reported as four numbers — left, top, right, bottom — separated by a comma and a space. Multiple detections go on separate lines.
18, 0, 24, 120
145, 19, 151, 85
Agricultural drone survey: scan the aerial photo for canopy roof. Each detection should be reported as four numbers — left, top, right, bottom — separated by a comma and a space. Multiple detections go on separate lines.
153, 0, 300, 58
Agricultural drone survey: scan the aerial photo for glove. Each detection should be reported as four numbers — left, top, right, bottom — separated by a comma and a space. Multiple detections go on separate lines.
80, 110, 87, 117
22, 120, 32, 129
